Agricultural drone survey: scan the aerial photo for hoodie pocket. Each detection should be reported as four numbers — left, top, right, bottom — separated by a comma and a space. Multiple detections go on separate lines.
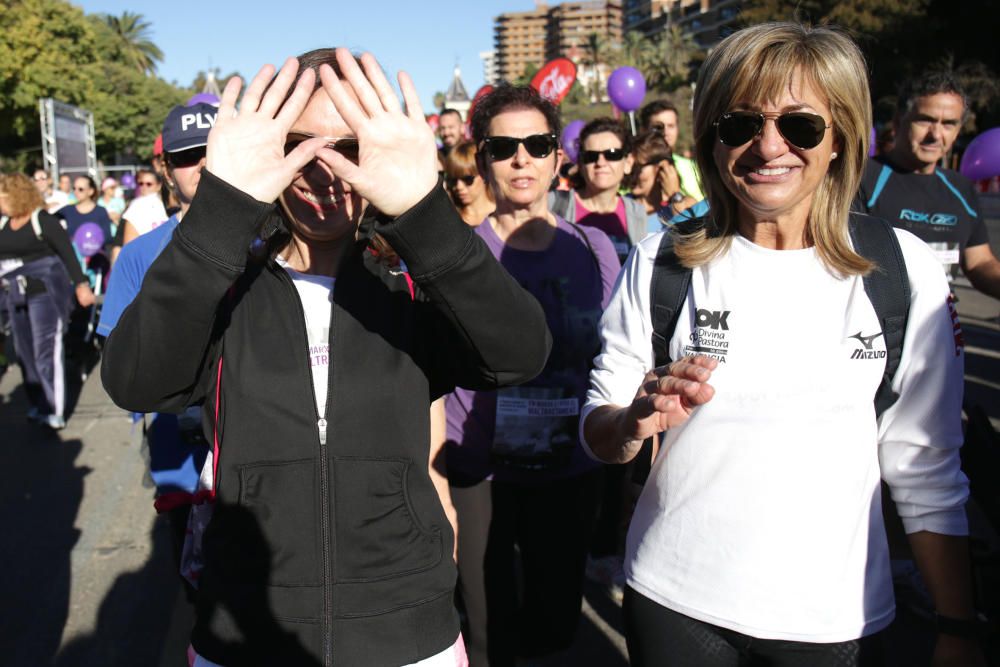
332, 457, 441, 582
238, 459, 321, 587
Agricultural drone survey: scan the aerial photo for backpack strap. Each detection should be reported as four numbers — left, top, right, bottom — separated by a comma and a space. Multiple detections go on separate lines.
848, 213, 911, 418
649, 231, 693, 368
549, 189, 574, 222
30, 209, 43, 240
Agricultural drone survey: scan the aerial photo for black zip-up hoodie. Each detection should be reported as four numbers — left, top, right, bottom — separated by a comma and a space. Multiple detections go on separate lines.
102, 172, 551, 666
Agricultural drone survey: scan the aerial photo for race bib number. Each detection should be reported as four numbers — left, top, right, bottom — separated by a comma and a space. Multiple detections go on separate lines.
927, 242, 960, 268
492, 387, 579, 471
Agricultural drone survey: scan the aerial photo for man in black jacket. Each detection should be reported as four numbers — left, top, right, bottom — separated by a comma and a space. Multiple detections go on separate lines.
101, 48, 550, 667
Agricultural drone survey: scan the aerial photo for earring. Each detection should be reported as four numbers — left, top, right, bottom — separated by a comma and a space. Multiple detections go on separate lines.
830, 152, 838, 159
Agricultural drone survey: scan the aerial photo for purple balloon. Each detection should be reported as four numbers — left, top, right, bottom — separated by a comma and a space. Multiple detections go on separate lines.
606, 67, 646, 113
73, 223, 105, 257
960, 127, 1000, 181
187, 92, 220, 107
561, 120, 586, 163
121, 173, 136, 189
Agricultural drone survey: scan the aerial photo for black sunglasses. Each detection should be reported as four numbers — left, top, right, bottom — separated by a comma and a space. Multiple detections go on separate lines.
446, 174, 477, 187
284, 132, 360, 164
580, 148, 625, 164
167, 146, 207, 169
714, 111, 831, 150
480, 134, 558, 162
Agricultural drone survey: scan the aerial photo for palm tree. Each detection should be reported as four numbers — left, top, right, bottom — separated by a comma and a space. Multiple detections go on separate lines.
103, 12, 164, 75
583, 32, 610, 102
644, 25, 701, 93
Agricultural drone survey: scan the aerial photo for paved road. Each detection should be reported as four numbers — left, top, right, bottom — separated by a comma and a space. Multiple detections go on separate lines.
0, 205, 996, 666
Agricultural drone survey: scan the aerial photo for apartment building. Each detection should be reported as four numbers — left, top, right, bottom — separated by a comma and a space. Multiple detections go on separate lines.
623, 0, 743, 48
493, 1, 623, 82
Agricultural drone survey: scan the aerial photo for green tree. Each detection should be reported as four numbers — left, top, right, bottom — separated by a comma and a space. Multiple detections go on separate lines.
0, 0, 192, 167
514, 62, 540, 87
582, 32, 610, 102
739, 0, 1000, 130
645, 25, 702, 93
432, 91, 447, 111
101, 11, 164, 75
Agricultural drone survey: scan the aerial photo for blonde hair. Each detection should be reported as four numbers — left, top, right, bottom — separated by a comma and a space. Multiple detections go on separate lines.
678, 22, 873, 276
0, 173, 45, 218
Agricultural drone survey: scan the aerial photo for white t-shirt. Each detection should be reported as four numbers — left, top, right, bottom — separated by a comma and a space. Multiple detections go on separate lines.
280, 261, 334, 418
122, 193, 168, 237
582, 228, 968, 642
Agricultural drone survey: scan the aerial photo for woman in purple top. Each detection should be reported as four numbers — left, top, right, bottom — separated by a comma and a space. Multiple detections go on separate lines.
445, 84, 621, 666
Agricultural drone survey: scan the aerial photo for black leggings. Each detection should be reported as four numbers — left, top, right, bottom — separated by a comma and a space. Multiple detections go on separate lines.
623, 586, 885, 667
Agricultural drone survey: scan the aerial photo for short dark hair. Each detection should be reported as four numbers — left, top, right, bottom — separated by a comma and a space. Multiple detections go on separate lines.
896, 71, 968, 119
271, 48, 363, 104
469, 84, 561, 145
74, 174, 98, 194
577, 117, 630, 162
639, 99, 679, 131
439, 108, 462, 122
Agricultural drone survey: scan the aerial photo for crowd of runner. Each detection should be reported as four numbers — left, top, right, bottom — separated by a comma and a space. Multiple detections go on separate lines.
0, 20, 997, 667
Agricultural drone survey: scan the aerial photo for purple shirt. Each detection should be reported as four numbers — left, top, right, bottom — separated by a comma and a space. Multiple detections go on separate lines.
446, 216, 621, 484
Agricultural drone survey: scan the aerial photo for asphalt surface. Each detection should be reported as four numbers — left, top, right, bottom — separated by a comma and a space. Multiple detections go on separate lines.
0, 203, 996, 666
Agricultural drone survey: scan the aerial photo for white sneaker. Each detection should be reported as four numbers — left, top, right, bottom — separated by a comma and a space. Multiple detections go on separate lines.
43, 415, 66, 430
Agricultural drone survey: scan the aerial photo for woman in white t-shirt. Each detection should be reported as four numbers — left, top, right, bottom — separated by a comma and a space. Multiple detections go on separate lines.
582, 22, 984, 667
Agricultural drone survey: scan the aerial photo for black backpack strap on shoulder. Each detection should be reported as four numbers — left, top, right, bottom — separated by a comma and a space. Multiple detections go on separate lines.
848, 213, 911, 418
650, 231, 693, 368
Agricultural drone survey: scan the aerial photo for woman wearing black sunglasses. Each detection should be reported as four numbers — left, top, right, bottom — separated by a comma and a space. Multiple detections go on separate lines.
443, 141, 494, 226
582, 22, 982, 667
444, 84, 621, 666
548, 117, 649, 265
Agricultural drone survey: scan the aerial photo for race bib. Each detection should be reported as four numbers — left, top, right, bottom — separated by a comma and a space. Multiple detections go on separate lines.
492, 386, 579, 471
927, 242, 960, 268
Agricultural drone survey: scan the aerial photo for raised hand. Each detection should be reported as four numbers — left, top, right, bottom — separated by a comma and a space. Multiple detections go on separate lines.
317, 49, 439, 217
657, 160, 682, 200
206, 58, 329, 203
625, 355, 717, 442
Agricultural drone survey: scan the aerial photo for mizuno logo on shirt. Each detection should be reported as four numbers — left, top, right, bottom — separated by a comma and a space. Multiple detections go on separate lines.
899, 209, 958, 226
849, 331, 883, 350
848, 331, 886, 360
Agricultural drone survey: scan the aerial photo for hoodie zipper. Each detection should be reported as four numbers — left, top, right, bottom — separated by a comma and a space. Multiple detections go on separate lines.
277, 266, 334, 666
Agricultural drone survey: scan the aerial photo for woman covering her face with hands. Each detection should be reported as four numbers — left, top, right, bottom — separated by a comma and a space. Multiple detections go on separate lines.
101, 49, 549, 667
583, 23, 982, 667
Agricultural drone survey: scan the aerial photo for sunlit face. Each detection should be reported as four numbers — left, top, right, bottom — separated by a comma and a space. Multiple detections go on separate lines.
58, 175, 72, 193
893, 92, 964, 174
33, 171, 51, 195
447, 172, 486, 207
712, 71, 839, 226
579, 131, 629, 195
279, 86, 366, 244
438, 113, 464, 149
650, 109, 679, 149
483, 108, 560, 209
73, 177, 95, 204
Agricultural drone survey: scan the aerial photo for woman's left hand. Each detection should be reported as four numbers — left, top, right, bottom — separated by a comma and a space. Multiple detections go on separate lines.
317, 49, 438, 218
75, 282, 96, 308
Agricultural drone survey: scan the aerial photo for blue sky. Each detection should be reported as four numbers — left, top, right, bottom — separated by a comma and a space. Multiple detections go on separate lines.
74, 0, 529, 111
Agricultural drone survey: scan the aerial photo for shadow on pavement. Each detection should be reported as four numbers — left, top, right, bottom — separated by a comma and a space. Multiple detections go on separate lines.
55, 516, 183, 667
0, 383, 86, 666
